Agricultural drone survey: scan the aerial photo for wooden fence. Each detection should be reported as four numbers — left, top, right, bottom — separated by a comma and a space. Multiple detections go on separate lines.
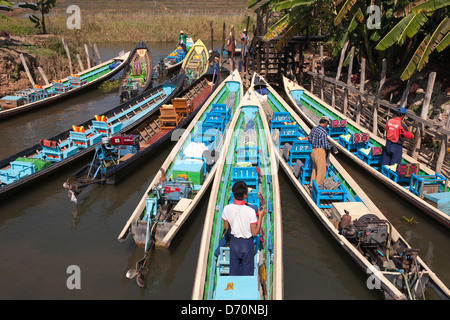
302, 43, 450, 178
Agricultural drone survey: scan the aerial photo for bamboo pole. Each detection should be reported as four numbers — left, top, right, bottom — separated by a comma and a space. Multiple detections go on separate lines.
332, 40, 348, 108
62, 37, 73, 74
84, 44, 91, 69
356, 58, 365, 126
436, 113, 450, 174
310, 43, 316, 93
19, 54, 35, 87
372, 58, 386, 135
343, 46, 354, 116
220, 23, 225, 70
37, 66, 49, 85
412, 72, 436, 159
320, 44, 324, 100
88, 39, 97, 65
93, 43, 102, 64
76, 54, 85, 71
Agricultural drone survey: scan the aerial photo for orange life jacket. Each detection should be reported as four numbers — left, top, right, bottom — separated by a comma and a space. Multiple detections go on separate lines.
95, 115, 106, 122
72, 125, 85, 133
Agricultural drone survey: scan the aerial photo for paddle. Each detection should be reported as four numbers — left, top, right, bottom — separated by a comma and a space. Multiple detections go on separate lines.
126, 210, 155, 288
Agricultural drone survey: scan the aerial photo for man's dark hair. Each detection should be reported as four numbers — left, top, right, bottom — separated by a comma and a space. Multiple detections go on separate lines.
232, 181, 248, 200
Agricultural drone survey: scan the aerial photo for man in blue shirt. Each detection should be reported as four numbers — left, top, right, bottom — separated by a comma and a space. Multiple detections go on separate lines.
308, 116, 331, 187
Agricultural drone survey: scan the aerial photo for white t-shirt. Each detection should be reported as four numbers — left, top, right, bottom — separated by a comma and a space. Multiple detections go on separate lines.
222, 203, 257, 239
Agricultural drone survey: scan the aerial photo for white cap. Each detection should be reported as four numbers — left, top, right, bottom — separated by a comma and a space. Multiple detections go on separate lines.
180, 30, 183, 34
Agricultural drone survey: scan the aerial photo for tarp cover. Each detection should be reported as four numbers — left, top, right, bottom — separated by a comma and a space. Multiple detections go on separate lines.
15, 157, 51, 171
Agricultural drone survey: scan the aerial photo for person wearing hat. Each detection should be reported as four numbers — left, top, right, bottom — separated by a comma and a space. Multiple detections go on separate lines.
178, 30, 188, 53
382, 107, 414, 165
226, 32, 236, 65
308, 116, 332, 187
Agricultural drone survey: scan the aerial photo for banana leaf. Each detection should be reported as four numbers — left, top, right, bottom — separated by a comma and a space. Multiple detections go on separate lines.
334, 0, 358, 26
412, 0, 450, 14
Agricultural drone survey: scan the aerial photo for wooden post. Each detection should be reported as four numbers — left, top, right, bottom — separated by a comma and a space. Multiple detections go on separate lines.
220, 23, 225, 70
320, 44, 324, 100
355, 58, 365, 126
343, 46, 354, 116
310, 43, 316, 93
37, 66, 49, 85
372, 58, 386, 135
88, 39, 97, 65
332, 40, 349, 108
436, 113, 450, 173
399, 76, 414, 108
231, 25, 235, 71
93, 43, 102, 64
265, 41, 269, 77
62, 37, 73, 75
19, 54, 35, 87
76, 54, 85, 71
210, 20, 214, 52
412, 72, 436, 159
84, 44, 91, 69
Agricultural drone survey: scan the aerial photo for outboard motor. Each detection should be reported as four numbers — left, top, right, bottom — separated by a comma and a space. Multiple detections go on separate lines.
341, 214, 389, 248
152, 177, 193, 204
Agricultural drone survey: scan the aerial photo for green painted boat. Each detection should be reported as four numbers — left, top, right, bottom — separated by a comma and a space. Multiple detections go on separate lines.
283, 77, 450, 229
255, 74, 449, 300
119, 71, 243, 288
192, 88, 283, 300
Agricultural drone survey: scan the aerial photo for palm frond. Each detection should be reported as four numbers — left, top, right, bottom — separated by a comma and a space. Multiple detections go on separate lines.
436, 30, 450, 52
412, 0, 450, 14
334, 0, 358, 26
376, 12, 429, 50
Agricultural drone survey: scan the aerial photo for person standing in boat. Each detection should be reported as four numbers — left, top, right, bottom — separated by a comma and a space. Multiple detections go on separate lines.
308, 116, 332, 188
382, 107, 414, 166
226, 32, 236, 66
178, 30, 188, 53
221, 181, 266, 276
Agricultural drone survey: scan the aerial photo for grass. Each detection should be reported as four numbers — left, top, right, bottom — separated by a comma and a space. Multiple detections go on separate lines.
1, 1, 254, 44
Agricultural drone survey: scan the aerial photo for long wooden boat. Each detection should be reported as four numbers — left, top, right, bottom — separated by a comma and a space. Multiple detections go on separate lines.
0, 51, 130, 120
254, 74, 449, 300
283, 77, 450, 229
119, 41, 152, 102
181, 39, 209, 84
192, 89, 283, 300
0, 74, 184, 202
160, 38, 194, 75
118, 71, 243, 287
64, 67, 221, 198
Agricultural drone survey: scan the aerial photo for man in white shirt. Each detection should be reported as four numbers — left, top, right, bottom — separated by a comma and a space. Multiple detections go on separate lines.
222, 181, 266, 275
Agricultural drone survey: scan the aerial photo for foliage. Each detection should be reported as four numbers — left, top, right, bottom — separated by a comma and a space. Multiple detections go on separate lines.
0, 0, 13, 21
19, 0, 57, 34
376, 0, 450, 80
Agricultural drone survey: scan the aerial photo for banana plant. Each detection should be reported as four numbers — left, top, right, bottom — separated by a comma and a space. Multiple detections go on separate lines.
0, 0, 13, 21
376, 0, 450, 80
19, 0, 57, 34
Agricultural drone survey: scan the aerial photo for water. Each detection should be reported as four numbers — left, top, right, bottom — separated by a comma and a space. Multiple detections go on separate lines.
0, 42, 448, 301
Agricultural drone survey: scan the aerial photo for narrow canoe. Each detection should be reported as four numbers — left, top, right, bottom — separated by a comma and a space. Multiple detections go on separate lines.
181, 39, 210, 83
161, 39, 194, 75
0, 74, 184, 202
119, 41, 152, 102
118, 71, 243, 287
192, 88, 283, 300
255, 74, 449, 300
0, 51, 130, 120
65, 67, 221, 195
283, 77, 450, 229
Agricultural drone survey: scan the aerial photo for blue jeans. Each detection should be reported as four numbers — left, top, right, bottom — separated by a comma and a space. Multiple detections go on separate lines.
382, 140, 403, 165
229, 235, 254, 276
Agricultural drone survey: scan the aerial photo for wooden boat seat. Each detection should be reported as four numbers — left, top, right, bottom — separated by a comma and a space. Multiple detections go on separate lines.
279, 124, 302, 148
0, 161, 36, 184
236, 146, 260, 166
231, 167, 258, 191
327, 119, 348, 139
285, 139, 312, 166
410, 173, 447, 198
270, 112, 291, 131
339, 132, 369, 153
311, 176, 347, 209
381, 162, 420, 184
69, 75, 87, 87
211, 103, 231, 122
204, 112, 226, 132
39, 139, 79, 162
52, 80, 71, 93
171, 98, 191, 118
357, 146, 383, 168
158, 104, 182, 129
69, 127, 103, 149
